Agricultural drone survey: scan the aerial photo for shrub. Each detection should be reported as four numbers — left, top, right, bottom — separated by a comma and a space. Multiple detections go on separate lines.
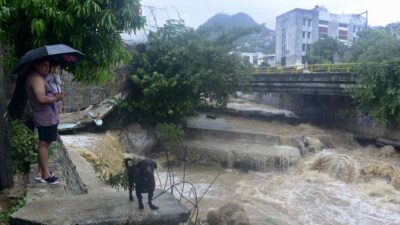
10, 120, 38, 173
0, 197, 26, 225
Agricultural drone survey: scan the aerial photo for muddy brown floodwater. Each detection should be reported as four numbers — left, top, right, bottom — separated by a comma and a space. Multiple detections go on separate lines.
61, 119, 400, 225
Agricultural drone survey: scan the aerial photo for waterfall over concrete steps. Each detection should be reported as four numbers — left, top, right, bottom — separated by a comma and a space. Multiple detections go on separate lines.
181, 115, 320, 171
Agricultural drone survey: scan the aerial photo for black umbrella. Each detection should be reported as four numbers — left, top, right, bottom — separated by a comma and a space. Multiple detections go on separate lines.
12, 44, 85, 74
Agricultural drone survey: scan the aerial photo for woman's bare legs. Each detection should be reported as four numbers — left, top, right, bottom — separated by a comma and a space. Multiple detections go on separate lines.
38, 141, 51, 179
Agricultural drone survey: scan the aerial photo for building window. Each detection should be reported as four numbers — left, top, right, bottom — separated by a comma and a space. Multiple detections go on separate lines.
302, 31, 306, 38
281, 57, 286, 66
319, 26, 328, 35
319, 20, 329, 25
308, 19, 312, 27
339, 23, 348, 28
302, 44, 306, 52
339, 30, 348, 40
253, 56, 258, 65
303, 18, 306, 26
308, 32, 311, 39
339, 30, 347, 40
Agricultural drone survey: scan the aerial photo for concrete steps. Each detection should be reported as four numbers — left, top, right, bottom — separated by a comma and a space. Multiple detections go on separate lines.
182, 115, 304, 171
11, 190, 189, 225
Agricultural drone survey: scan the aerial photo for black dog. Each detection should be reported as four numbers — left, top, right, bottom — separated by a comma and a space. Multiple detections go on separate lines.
125, 158, 159, 210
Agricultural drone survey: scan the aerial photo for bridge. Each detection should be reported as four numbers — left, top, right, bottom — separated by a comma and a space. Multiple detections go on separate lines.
251, 64, 357, 95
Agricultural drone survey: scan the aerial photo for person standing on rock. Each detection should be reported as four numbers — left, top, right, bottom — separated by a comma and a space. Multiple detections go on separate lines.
25, 58, 63, 184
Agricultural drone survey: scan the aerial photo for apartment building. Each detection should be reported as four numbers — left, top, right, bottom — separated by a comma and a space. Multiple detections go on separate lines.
240, 52, 276, 67
275, 6, 366, 66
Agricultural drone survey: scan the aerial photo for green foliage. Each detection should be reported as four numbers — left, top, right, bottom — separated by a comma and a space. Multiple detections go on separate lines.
305, 36, 347, 64
351, 59, 400, 127
155, 123, 185, 159
350, 28, 400, 127
0, 0, 145, 82
0, 197, 26, 225
104, 171, 129, 191
233, 27, 275, 54
93, 157, 141, 191
197, 12, 275, 53
10, 120, 38, 173
350, 29, 399, 62
119, 20, 251, 124
156, 123, 184, 149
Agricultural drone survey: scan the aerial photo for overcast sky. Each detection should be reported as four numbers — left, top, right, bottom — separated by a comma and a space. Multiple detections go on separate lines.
123, 0, 400, 40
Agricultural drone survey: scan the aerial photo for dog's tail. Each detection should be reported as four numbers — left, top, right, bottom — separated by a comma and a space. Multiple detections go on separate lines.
124, 158, 133, 168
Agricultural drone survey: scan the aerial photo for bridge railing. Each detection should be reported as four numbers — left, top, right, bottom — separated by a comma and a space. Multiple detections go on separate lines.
253, 63, 358, 74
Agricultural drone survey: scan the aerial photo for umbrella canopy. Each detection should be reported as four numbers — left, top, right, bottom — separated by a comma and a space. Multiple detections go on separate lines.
12, 44, 85, 74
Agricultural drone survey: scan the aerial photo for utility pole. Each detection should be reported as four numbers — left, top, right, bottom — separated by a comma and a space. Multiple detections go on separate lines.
358, 11, 368, 28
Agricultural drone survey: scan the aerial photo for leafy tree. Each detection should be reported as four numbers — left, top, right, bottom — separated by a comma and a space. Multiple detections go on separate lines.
0, 0, 144, 183
0, 0, 144, 120
305, 36, 347, 64
119, 20, 251, 124
0, 0, 144, 82
350, 28, 400, 127
350, 29, 399, 62
0, 63, 12, 189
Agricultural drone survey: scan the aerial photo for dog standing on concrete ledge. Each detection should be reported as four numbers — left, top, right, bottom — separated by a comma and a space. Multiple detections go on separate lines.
125, 158, 159, 210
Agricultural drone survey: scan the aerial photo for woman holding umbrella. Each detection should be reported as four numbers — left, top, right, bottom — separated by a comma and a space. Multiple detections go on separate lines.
25, 58, 63, 184
11, 44, 83, 184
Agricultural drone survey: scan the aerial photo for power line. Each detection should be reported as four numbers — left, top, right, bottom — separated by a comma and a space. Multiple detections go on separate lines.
141, 4, 166, 11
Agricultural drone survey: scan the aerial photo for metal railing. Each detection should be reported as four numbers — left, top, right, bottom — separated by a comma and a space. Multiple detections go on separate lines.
253, 63, 358, 74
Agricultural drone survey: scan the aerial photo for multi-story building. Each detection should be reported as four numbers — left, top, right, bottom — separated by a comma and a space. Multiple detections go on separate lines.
240, 52, 276, 67
275, 6, 366, 66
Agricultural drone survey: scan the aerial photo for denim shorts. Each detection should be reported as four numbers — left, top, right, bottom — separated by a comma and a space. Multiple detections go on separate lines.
37, 124, 58, 142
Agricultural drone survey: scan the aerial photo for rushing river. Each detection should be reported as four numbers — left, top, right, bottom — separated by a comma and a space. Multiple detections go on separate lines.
61, 119, 400, 225
157, 148, 400, 225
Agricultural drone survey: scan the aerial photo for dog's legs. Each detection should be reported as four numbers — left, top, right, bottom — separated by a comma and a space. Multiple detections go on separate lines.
148, 192, 159, 210
128, 177, 134, 201
136, 190, 144, 209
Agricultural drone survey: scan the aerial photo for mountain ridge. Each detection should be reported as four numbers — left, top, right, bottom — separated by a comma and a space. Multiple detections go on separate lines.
202, 12, 260, 28
199, 12, 275, 54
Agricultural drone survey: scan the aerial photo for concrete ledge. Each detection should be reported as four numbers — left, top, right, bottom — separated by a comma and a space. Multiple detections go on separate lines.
12, 138, 189, 225
25, 139, 87, 202
11, 190, 189, 225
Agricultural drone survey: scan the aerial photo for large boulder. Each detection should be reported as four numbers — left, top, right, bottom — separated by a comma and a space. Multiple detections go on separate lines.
380, 145, 396, 158
302, 136, 326, 153
217, 203, 250, 225
207, 209, 227, 225
228, 211, 250, 225
310, 151, 358, 182
119, 123, 157, 156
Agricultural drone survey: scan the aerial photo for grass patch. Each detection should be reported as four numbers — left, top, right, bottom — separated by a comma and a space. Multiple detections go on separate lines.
0, 197, 26, 225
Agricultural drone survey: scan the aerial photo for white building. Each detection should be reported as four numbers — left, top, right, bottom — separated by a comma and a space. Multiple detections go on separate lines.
275, 6, 366, 66
240, 52, 276, 67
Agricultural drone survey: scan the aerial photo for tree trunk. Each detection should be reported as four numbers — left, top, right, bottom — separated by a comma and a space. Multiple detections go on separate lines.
8, 74, 28, 120
0, 63, 13, 189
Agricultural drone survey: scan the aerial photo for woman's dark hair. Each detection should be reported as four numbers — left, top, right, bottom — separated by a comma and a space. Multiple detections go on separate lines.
48, 58, 61, 67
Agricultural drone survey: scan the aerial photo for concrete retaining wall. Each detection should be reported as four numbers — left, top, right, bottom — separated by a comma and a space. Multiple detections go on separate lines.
243, 92, 400, 145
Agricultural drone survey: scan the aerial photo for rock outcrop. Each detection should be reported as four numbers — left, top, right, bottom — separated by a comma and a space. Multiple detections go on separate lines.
119, 123, 157, 156
207, 202, 250, 225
